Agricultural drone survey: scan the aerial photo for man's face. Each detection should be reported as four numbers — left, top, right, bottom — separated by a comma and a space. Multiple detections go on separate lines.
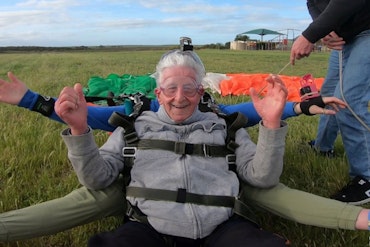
155, 66, 203, 123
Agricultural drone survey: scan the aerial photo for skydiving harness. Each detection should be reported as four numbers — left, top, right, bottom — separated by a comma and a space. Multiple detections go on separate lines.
107, 92, 257, 225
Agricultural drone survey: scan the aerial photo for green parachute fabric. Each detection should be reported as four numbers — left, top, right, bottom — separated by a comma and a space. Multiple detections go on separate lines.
83, 73, 157, 102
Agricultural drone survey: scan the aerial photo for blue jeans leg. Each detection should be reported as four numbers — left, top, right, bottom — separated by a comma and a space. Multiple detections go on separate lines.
314, 50, 340, 152
315, 115, 339, 152
334, 30, 370, 179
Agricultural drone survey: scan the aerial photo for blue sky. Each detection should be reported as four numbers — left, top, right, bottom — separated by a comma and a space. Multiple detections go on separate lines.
0, 0, 311, 47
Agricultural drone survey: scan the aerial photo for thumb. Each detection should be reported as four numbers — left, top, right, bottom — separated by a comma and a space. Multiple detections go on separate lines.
74, 83, 86, 104
249, 87, 259, 103
7, 71, 19, 83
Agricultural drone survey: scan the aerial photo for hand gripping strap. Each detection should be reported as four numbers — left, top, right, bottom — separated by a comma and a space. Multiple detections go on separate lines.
299, 96, 325, 116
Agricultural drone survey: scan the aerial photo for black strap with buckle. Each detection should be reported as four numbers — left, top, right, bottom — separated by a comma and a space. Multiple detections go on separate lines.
137, 139, 233, 157
126, 186, 256, 225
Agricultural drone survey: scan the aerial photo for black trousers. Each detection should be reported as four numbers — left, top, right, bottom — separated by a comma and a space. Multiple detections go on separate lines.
88, 216, 289, 247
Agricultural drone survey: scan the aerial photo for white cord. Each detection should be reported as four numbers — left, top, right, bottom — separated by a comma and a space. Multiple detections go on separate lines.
338, 50, 370, 131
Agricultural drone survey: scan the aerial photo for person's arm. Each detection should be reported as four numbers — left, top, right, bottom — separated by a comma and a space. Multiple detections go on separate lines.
17, 89, 119, 132
19, 89, 344, 130
2, 72, 345, 130
307, 1, 345, 51
290, 0, 365, 64
17, 89, 306, 130
61, 126, 125, 189
20, 91, 161, 132
19, 91, 159, 132
1, 72, 161, 132
303, 0, 366, 44
18, 89, 60, 120
219, 102, 298, 127
219, 97, 346, 128
0, 72, 63, 121
55, 84, 124, 189
306, 0, 321, 20
236, 75, 289, 188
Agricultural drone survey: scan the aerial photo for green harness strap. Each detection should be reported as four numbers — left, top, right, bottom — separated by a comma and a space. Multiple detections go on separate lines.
126, 186, 256, 224
137, 139, 234, 157
127, 187, 236, 207
122, 139, 237, 172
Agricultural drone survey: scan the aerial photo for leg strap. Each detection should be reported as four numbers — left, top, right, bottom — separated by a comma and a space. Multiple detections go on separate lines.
126, 186, 256, 224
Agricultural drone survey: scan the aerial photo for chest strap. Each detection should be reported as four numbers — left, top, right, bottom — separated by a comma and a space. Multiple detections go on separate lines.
137, 139, 234, 157
126, 186, 255, 223
123, 139, 237, 171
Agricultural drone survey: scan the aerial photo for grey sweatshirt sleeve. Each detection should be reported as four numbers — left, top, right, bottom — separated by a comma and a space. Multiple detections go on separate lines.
61, 127, 125, 190
235, 121, 288, 188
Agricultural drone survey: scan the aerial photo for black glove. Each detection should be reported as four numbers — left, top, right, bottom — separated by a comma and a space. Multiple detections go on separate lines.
299, 96, 325, 116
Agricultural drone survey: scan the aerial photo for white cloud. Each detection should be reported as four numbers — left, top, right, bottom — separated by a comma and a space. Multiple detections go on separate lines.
16, 0, 83, 9
0, 0, 310, 46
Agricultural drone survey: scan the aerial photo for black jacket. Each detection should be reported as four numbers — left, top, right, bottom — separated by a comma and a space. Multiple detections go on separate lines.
303, 0, 370, 43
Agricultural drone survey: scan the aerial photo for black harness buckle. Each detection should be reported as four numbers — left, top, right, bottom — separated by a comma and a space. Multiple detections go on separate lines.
122, 147, 137, 158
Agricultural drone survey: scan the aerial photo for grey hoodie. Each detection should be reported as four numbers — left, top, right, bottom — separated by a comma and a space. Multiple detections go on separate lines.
62, 106, 288, 239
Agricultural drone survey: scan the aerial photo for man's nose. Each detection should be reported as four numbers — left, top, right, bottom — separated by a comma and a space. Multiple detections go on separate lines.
174, 87, 186, 100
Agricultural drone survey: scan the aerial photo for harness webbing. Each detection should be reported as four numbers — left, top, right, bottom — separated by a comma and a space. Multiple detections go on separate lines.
126, 186, 256, 224
222, 112, 247, 152
122, 139, 237, 172
127, 187, 235, 207
107, 92, 255, 224
136, 139, 234, 157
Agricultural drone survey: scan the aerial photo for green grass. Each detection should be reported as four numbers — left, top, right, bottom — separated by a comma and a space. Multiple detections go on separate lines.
0, 49, 368, 247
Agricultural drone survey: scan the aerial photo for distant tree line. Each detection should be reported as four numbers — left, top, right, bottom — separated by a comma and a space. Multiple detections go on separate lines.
0, 36, 251, 52
0, 46, 91, 53
0, 45, 178, 53
234, 35, 251, 42
199, 35, 250, 50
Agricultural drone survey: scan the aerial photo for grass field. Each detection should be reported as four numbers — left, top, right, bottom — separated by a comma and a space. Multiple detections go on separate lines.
0, 49, 369, 247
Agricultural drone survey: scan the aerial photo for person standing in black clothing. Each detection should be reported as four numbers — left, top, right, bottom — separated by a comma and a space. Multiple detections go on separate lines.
291, 0, 370, 205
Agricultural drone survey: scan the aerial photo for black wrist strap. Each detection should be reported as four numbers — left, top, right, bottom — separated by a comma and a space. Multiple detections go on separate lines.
300, 96, 325, 116
32, 95, 55, 116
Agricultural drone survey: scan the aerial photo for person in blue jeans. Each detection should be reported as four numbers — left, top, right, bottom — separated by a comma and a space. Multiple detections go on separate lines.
306, 1, 345, 158
309, 50, 340, 158
291, 0, 370, 205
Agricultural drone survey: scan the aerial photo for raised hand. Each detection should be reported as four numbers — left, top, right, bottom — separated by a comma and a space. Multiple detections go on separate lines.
55, 83, 88, 135
250, 74, 288, 129
0, 72, 28, 105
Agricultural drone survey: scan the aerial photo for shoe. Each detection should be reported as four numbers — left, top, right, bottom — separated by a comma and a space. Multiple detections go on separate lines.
307, 140, 335, 158
308, 140, 315, 148
319, 149, 335, 158
330, 176, 370, 205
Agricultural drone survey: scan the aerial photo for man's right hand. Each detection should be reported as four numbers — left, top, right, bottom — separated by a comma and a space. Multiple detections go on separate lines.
290, 35, 315, 65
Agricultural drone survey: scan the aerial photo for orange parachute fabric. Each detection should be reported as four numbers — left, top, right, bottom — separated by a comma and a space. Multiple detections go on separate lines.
220, 74, 324, 102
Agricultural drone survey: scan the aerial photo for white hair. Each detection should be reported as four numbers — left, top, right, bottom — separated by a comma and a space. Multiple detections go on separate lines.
153, 49, 206, 87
